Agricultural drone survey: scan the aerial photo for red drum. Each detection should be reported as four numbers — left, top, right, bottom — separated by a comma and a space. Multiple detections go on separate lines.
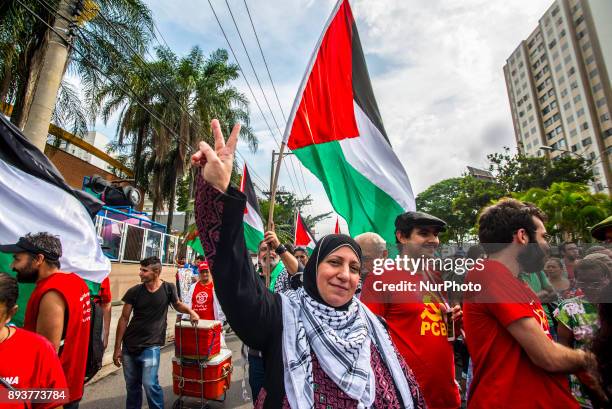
172, 348, 233, 399
175, 319, 222, 359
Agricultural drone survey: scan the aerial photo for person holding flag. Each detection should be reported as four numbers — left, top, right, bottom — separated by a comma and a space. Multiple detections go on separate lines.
190, 117, 425, 408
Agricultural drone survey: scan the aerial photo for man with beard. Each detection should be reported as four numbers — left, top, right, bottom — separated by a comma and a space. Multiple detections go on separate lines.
463, 198, 597, 408
560, 241, 581, 283
361, 212, 462, 409
0, 232, 91, 409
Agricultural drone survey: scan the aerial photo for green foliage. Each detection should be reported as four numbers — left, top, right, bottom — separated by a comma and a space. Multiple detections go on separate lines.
487, 146, 594, 192
259, 189, 331, 244
514, 182, 612, 242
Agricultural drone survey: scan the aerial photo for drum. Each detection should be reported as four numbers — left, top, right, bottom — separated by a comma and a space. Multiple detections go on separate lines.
172, 348, 233, 399
174, 319, 222, 359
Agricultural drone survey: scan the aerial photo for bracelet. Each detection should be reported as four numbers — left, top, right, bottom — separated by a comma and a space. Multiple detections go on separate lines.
275, 244, 287, 255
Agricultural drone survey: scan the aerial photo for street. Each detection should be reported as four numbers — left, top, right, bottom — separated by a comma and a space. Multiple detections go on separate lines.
80, 306, 253, 409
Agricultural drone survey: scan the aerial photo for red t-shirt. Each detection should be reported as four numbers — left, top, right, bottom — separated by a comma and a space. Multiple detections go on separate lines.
463, 260, 579, 409
0, 328, 68, 409
24, 272, 91, 403
96, 276, 112, 305
362, 269, 460, 409
191, 281, 215, 320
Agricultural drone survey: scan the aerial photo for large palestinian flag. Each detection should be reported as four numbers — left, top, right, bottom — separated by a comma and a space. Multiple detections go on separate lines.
294, 212, 316, 253
284, 0, 415, 243
0, 116, 111, 326
240, 165, 265, 253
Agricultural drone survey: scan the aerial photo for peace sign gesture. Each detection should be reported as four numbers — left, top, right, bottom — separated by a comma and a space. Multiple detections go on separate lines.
191, 119, 241, 192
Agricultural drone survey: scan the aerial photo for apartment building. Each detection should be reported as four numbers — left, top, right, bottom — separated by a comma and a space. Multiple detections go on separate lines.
504, 0, 612, 193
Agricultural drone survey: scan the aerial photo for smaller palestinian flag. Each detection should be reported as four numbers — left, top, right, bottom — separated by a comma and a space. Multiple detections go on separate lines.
294, 212, 316, 254
240, 165, 264, 253
184, 224, 204, 256
334, 216, 341, 234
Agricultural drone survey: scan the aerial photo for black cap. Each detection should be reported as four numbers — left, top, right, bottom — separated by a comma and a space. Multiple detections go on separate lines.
395, 211, 447, 232
0, 236, 62, 261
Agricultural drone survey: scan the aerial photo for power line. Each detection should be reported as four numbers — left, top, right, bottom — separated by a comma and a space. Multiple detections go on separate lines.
34, 0, 272, 190
238, 0, 310, 198
206, 0, 305, 201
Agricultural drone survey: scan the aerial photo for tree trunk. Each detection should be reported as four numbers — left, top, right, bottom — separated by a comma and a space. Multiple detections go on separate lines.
11, 37, 48, 129
166, 175, 177, 234
0, 53, 13, 105
182, 169, 195, 232
133, 125, 146, 182
22, 0, 75, 151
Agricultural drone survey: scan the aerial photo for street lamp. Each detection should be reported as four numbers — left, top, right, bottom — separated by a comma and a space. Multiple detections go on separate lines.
538, 145, 587, 160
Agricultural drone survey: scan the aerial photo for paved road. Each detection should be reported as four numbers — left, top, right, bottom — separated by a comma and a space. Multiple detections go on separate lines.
80, 306, 253, 409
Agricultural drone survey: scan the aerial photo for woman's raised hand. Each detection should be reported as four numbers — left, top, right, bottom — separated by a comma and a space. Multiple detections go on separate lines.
191, 119, 241, 192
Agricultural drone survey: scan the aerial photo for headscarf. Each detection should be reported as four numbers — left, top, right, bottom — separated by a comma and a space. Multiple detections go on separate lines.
280, 235, 414, 409
302, 234, 362, 309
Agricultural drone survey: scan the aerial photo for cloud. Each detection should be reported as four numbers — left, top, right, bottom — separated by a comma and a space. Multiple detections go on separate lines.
97, 0, 552, 233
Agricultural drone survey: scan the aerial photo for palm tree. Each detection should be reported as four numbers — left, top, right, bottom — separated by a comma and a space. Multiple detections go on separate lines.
94, 46, 257, 233
0, 0, 153, 132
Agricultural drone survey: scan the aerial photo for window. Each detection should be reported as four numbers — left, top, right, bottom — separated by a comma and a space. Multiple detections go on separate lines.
549, 40, 557, 49
537, 83, 546, 92
561, 42, 569, 52
575, 16, 584, 25
571, 143, 579, 152
528, 39, 536, 49
544, 16, 550, 26
553, 113, 560, 122
547, 130, 556, 140
589, 69, 598, 79
582, 122, 589, 130
583, 42, 591, 52
577, 30, 586, 40
559, 75, 565, 84
540, 94, 549, 104
561, 88, 569, 97
548, 89, 555, 97
529, 115, 535, 123
571, 5, 579, 14
577, 108, 585, 117
555, 64, 562, 72
552, 51, 560, 60
558, 139, 566, 149
551, 101, 557, 109
544, 118, 554, 127
570, 129, 578, 138
564, 55, 572, 64
518, 61, 524, 68
533, 60, 541, 70
535, 71, 543, 81
520, 110, 525, 117
604, 128, 612, 138
522, 120, 528, 128
596, 98, 606, 108
556, 126, 563, 134
547, 28, 554, 38
531, 127, 537, 134
564, 102, 571, 110
601, 113, 610, 122
574, 95, 581, 103
582, 137, 592, 146
540, 55, 547, 63
552, 7, 559, 17
542, 106, 551, 115
568, 114, 575, 123
568, 67, 575, 76
585, 55, 595, 65
543, 65, 549, 73
593, 83, 602, 92
560, 29, 566, 37
570, 81, 578, 89
520, 71, 526, 79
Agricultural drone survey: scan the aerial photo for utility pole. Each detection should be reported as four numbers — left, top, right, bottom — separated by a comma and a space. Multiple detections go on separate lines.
22, 0, 75, 152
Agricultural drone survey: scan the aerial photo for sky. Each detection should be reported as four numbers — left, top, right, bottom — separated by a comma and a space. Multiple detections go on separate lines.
92, 0, 553, 236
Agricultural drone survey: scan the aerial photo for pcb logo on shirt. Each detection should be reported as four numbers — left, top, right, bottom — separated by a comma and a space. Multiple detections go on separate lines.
420, 302, 447, 337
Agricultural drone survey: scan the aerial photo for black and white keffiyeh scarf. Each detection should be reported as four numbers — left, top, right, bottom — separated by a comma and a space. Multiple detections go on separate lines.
279, 234, 414, 409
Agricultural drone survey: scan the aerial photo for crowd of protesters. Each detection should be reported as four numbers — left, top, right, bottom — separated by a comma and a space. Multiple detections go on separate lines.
1, 118, 611, 409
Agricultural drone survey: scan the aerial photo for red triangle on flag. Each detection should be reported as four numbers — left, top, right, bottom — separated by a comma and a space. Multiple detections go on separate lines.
334, 217, 340, 234
294, 212, 315, 247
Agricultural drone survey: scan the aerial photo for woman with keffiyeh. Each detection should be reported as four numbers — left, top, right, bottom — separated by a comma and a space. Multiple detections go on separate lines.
191, 119, 425, 409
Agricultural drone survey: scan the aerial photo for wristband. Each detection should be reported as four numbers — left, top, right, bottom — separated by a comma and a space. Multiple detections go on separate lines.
275, 244, 287, 255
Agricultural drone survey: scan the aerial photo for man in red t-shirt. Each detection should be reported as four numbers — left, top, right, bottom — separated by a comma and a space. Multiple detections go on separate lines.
185, 261, 225, 322
0, 273, 68, 409
463, 199, 599, 408
362, 212, 461, 409
95, 276, 112, 350
1, 233, 91, 409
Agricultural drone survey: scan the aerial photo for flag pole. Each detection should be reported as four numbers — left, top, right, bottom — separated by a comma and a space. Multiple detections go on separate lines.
266, 143, 288, 289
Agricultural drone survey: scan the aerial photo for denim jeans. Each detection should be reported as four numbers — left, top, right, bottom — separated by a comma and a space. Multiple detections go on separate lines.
122, 346, 163, 409
248, 353, 265, 401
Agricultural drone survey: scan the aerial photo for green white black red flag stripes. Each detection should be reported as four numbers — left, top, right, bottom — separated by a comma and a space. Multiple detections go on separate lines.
294, 212, 316, 252
283, 0, 415, 242
0, 116, 110, 325
240, 165, 265, 253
